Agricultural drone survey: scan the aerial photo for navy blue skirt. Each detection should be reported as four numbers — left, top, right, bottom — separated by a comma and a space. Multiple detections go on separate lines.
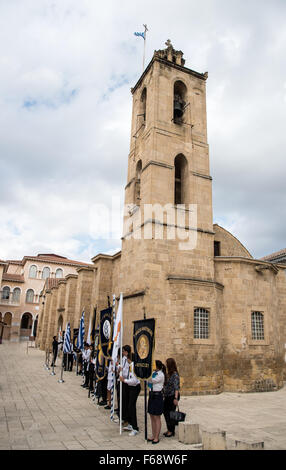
148, 391, 164, 416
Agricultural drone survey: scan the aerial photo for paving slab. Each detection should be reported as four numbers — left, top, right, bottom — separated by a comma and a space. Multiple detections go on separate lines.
1, 341, 286, 450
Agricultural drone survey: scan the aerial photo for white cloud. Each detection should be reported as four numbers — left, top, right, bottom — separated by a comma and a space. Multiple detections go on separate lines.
0, 0, 286, 262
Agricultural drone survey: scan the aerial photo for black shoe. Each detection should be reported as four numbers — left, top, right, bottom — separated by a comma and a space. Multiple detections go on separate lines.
152, 440, 160, 444
164, 432, 175, 437
114, 408, 119, 412
99, 401, 107, 406
104, 405, 111, 410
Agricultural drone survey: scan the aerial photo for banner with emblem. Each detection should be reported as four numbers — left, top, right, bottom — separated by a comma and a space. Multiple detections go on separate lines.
99, 307, 113, 359
133, 318, 155, 380
95, 345, 106, 381
72, 328, 79, 350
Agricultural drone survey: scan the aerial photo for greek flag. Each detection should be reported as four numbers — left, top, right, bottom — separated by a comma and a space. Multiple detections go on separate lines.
63, 322, 72, 354
77, 310, 85, 351
134, 31, 145, 39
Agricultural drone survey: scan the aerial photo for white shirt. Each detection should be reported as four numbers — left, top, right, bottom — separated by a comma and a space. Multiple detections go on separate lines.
124, 362, 140, 387
149, 370, 165, 392
121, 356, 129, 379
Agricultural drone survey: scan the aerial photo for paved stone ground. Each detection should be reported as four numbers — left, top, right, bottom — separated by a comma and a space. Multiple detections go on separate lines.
0, 341, 285, 450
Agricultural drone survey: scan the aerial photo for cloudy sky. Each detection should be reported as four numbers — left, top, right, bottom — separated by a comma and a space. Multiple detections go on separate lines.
0, 0, 285, 262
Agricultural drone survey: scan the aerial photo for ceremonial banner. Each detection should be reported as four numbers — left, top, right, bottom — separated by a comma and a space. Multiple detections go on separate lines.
133, 318, 155, 380
73, 328, 79, 349
99, 307, 113, 359
91, 308, 97, 343
95, 345, 106, 381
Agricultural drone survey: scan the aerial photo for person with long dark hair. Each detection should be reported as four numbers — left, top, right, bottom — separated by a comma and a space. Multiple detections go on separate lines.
147, 360, 166, 444
163, 357, 180, 437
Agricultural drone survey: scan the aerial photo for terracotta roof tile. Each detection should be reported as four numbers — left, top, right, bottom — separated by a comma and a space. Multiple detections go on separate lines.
261, 248, 286, 261
2, 273, 25, 283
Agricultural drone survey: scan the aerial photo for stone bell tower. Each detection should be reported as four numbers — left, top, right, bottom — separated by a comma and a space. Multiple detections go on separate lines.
118, 41, 222, 394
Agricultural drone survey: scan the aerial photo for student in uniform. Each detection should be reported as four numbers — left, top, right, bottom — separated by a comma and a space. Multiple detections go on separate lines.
81, 343, 91, 388
119, 345, 131, 425
105, 360, 114, 410
147, 360, 166, 444
119, 353, 141, 436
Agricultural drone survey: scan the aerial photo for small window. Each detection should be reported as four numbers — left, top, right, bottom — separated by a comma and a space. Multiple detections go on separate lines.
2, 286, 10, 300
29, 265, 37, 278
55, 268, 63, 278
26, 289, 34, 303
42, 267, 50, 279
214, 241, 221, 256
194, 308, 209, 339
251, 312, 264, 340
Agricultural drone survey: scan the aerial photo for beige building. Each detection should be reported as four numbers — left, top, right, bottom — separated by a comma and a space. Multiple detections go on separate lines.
37, 41, 286, 394
0, 254, 92, 342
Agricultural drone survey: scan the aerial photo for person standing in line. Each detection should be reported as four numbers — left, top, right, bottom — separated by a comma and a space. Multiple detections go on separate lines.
119, 353, 141, 436
119, 345, 131, 425
51, 336, 62, 367
163, 357, 180, 437
147, 360, 166, 444
81, 343, 91, 388
105, 360, 114, 410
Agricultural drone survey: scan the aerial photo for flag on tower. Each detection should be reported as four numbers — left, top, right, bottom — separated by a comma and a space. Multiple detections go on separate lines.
134, 31, 145, 39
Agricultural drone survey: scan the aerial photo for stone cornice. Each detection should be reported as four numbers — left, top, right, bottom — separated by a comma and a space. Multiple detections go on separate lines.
131, 56, 207, 95
214, 256, 279, 274
167, 275, 224, 290
116, 290, 145, 301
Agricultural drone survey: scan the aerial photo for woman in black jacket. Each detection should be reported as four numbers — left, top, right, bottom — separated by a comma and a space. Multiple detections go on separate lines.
163, 357, 180, 437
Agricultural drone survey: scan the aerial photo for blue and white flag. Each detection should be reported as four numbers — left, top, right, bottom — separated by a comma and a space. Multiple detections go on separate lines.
63, 322, 72, 354
77, 310, 85, 351
134, 31, 145, 39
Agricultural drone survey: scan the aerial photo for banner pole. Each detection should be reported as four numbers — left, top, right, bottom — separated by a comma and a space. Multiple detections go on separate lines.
144, 380, 147, 441
119, 292, 123, 435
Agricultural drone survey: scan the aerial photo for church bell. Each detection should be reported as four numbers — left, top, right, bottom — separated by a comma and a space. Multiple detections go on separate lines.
174, 99, 184, 119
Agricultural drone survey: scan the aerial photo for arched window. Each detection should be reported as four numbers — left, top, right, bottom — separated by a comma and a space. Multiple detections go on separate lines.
21, 313, 32, 330
1, 286, 10, 300
29, 265, 37, 278
55, 268, 63, 278
12, 288, 21, 303
134, 160, 142, 205
173, 80, 187, 123
26, 289, 34, 303
194, 308, 210, 339
42, 267, 50, 279
140, 88, 147, 122
251, 312, 264, 340
174, 154, 188, 205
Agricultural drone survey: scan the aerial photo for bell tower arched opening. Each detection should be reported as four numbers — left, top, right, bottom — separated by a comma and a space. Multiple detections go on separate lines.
173, 80, 187, 124
174, 154, 188, 205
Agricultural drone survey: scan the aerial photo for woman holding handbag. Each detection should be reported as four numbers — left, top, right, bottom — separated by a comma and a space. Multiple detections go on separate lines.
147, 360, 166, 444
163, 357, 180, 437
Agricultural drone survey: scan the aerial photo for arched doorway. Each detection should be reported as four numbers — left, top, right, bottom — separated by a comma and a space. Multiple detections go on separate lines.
3, 312, 12, 340
33, 315, 38, 338
20, 312, 33, 340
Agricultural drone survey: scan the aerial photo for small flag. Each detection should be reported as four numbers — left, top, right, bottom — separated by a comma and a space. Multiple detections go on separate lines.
77, 310, 85, 351
112, 294, 122, 364
87, 316, 92, 345
134, 31, 145, 39
63, 322, 72, 354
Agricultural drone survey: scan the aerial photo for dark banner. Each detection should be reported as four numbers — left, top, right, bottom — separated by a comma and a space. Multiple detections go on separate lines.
95, 345, 106, 381
99, 307, 113, 359
91, 308, 97, 343
133, 318, 155, 380
73, 328, 79, 350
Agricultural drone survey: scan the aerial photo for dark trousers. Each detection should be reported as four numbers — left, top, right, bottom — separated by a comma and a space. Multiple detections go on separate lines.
122, 382, 129, 422
83, 362, 90, 385
163, 395, 176, 433
51, 349, 57, 366
127, 384, 141, 431
89, 364, 95, 391
67, 353, 73, 371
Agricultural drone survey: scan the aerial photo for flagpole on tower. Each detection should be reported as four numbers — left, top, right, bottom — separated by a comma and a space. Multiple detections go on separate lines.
142, 24, 148, 72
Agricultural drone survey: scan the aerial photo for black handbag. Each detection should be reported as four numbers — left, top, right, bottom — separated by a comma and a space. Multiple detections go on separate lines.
170, 406, 186, 425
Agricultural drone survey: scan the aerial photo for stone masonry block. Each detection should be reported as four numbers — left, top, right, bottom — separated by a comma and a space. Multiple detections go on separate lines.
202, 430, 227, 450
179, 422, 201, 445
235, 440, 264, 450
